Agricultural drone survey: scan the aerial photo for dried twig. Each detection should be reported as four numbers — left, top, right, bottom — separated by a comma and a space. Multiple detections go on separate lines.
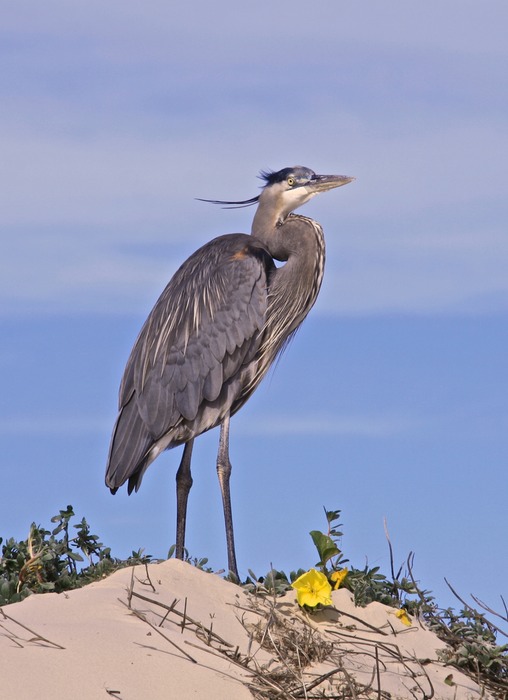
0, 607, 65, 649
444, 578, 476, 612
140, 562, 156, 592
375, 645, 381, 700
119, 599, 197, 663
181, 596, 188, 634
128, 589, 232, 646
470, 595, 508, 638
329, 606, 389, 636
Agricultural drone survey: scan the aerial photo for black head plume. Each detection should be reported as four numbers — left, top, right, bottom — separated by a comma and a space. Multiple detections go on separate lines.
196, 167, 279, 208
195, 195, 260, 209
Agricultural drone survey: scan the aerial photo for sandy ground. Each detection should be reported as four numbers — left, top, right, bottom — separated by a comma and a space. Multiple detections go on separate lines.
0, 559, 493, 699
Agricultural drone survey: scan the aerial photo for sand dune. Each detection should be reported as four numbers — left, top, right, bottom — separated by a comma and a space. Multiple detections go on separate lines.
0, 559, 492, 699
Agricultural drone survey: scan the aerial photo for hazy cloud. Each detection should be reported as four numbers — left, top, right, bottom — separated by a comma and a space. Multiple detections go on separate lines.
1, 1, 507, 316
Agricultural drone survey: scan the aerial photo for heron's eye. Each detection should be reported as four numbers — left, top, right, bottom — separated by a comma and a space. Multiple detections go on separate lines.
287, 176, 295, 187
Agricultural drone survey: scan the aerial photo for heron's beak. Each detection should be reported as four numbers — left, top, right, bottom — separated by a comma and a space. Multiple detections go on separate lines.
308, 174, 355, 193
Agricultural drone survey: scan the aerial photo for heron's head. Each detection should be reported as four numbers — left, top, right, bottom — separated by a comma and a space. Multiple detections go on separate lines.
197, 165, 354, 229
258, 166, 354, 223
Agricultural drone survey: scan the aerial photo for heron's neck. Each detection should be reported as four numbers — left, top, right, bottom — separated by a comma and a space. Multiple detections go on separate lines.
251, 205, 281, 249
254, 213, 326, 363
275, 214, 325, 292
251, 211, 323, 262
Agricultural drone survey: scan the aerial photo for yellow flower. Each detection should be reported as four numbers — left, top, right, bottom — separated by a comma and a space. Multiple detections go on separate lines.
291, 569, 333, 608
395, 609, 411, 626
330, 568, 348, 590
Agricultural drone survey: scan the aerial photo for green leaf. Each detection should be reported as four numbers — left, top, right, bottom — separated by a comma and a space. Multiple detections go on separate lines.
325, 508, 341, 524
310, 530, 341, 566
68, 552, 84, 562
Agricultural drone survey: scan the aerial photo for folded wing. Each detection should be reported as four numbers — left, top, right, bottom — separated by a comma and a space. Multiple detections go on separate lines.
105, 234, 274, 493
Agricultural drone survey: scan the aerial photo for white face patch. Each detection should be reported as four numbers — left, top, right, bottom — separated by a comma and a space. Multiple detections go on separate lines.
280, 185, 317, 219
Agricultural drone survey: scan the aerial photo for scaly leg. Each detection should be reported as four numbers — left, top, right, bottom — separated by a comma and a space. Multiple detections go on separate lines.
175, 439, 194, 560
217, 415, 239, 580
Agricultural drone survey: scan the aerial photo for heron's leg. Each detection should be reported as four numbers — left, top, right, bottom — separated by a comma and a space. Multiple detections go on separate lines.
217, 414, 239, 580
175, 439, 194, 560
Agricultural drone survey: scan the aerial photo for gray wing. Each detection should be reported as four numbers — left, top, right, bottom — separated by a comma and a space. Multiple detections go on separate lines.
105, 234, 273, 493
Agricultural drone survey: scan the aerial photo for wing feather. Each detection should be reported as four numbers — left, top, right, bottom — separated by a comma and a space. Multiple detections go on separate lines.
105, 233, 273, 491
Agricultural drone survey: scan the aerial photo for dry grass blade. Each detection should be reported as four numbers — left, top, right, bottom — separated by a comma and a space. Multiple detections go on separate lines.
330, 606, 389, 636
470, 595, 508, 638
118, 598, 197, 663
0, 607, 65, 649
127, 587, 233, 646
238, 597, 380, 699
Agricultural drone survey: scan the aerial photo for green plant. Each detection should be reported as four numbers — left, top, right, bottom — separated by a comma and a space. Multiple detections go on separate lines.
256, 506, 508, 698
310, 507, 508, 698
310, 507, 418, 607
1, 504, 507, 698
0, 505, 149, 605
167, 544, 213, 572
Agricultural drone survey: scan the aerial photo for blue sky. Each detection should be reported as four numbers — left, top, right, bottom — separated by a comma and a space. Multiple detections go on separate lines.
1, 1, 507, 611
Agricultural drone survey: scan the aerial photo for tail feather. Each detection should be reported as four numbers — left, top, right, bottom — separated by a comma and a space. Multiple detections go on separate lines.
105, 393, 154, 493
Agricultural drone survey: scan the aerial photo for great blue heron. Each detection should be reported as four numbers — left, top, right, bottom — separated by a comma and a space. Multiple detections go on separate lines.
106, 166, 354, 579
